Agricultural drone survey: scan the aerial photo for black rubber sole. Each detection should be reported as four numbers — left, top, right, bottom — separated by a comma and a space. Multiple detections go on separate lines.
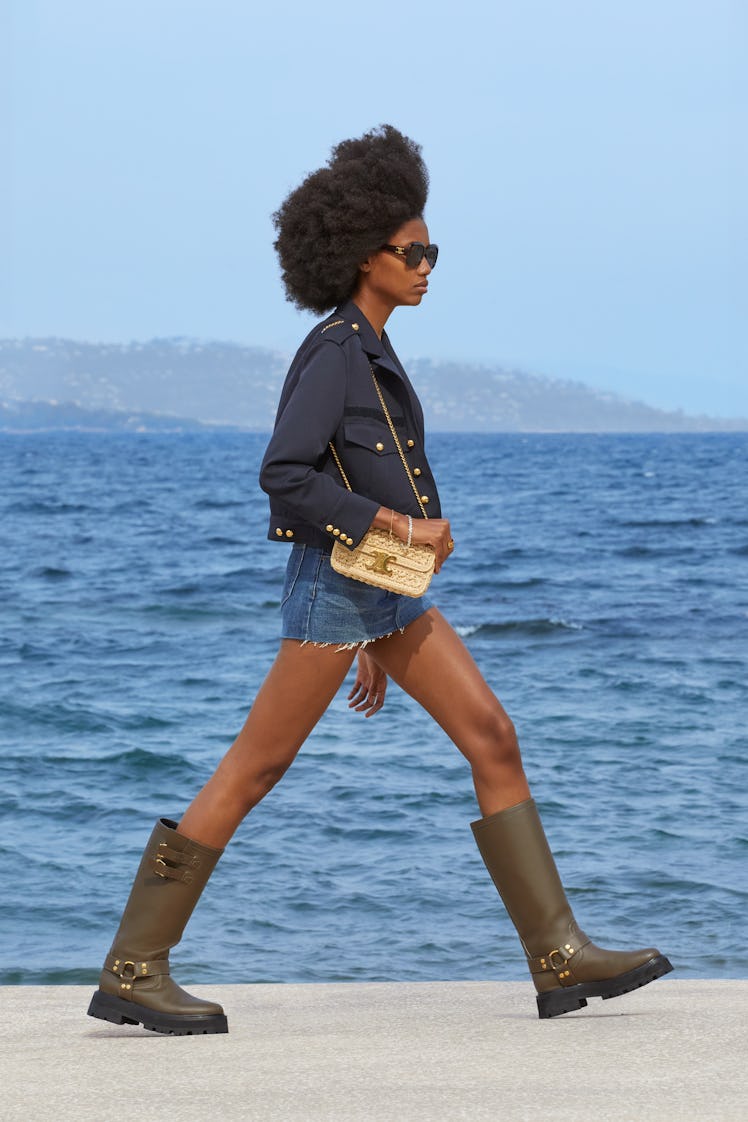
536, 954, 674, 1019
87, 990, 229, 1035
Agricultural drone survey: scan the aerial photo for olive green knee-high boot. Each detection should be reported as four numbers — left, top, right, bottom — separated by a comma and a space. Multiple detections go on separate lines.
471, 798, 673, 1019
87, 818, 228, 1035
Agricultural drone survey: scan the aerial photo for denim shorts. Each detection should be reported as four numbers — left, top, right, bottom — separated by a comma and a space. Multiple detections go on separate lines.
280, 544, 433, 647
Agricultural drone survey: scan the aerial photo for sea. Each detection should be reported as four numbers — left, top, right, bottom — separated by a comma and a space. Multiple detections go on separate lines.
0, 431, 746, 985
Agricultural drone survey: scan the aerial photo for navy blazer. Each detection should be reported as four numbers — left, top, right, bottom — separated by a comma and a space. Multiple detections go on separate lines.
260, 299, 442, 551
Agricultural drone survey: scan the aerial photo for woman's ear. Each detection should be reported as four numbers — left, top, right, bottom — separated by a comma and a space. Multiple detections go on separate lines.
359, 259, 372, 273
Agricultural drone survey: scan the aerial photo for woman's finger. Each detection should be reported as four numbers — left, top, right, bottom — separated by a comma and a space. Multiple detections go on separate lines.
347, 680, 368, 706
346, 654, 388, 715
351, 677, 387, 715
364, 694, 385, 717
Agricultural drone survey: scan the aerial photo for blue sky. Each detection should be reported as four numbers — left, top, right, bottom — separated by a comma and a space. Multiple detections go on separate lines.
3, 1, 746, 416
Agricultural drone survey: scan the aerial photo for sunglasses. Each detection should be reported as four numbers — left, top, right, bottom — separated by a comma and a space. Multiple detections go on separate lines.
380, 242, 439, 269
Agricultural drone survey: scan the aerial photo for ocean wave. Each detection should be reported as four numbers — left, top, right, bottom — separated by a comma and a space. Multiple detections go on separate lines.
193, 498, 247, 509
4, 499, 91, 514
0, 699, 177, 734
619, 517, 717, 528
139, 603, 247, 620
38, 744, 188, 767
456, 617, 583, 637
616, 545, 688, 557
29, 565, 73, 580
0, 967, 98, 985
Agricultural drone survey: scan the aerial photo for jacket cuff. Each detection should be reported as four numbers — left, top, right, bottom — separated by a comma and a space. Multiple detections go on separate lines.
320, 491, 379, 549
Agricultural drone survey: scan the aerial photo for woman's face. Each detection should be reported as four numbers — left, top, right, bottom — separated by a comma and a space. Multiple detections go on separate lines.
358, 217, 434, 309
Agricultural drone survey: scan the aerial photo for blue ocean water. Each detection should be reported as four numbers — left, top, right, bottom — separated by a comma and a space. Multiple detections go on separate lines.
0, 431, 746, 985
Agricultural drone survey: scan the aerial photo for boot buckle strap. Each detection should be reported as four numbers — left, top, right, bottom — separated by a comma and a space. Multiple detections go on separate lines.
105, 955, 170, 988
155, 842, 200, 867
547, 947, 573, 971
531, 940, 586, 979
152, 842, 198, 883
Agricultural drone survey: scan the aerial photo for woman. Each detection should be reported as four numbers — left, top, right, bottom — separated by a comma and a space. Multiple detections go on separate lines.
87, 125, 671, 1035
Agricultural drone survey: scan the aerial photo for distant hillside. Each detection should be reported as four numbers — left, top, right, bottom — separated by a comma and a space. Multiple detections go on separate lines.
0, 338, 285, 431
1, 337, 745, 433
405, 358, 746, 433
0, 399, 235, 433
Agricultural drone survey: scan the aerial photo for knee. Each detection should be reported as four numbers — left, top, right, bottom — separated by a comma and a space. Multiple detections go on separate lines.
254, 756, 295, 798
468, 705, 520, 769
219, 750, 297, 816
233, 749, 297, 811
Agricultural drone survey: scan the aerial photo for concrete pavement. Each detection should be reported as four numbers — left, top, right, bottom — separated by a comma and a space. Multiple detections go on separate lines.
1, 980, 745, 1121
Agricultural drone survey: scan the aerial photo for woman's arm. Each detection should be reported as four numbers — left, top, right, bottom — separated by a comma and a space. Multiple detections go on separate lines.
259, 340, 379, 548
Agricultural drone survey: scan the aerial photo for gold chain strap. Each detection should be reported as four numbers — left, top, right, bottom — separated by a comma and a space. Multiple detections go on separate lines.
328, 364, 428, 520
328, 440, 351, 490
367, 366, 428, 519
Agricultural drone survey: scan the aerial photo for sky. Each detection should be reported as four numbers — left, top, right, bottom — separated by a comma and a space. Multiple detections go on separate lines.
2, 1, 746, 417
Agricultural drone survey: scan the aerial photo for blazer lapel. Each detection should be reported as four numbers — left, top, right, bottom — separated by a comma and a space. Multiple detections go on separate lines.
336, 301, 404, 381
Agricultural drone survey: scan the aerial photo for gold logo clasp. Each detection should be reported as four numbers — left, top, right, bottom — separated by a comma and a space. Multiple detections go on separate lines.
366, 551, 397, 575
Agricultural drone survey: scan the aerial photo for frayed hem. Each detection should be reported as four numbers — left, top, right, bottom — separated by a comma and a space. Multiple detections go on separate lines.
299, 626, 406, 653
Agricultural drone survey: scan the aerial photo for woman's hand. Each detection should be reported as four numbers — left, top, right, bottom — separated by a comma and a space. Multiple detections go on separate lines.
347, 649, 388, 717
408, 516, 454, 573
369, 508, 455, 574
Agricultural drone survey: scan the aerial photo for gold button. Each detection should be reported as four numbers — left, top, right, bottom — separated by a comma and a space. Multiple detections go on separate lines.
333, 528, 340, 536
413, 467, 422, 477
420, 495, 429, 504
346, 537, 354, 545
407, 439, 415, 449
326, 524, 334, 532
285, 529, 294, 538
275, 528, 283, 537
376, 442, 384, 452
351, 322, 359, 330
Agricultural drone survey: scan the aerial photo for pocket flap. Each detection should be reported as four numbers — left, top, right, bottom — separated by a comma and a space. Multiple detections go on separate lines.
343, 420, 395, 454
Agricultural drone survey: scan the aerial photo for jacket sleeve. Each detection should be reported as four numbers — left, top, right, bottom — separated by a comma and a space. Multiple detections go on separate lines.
259, 339, 379, 548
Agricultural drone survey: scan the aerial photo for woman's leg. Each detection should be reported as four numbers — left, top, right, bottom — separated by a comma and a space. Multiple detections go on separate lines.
369, 607, 530, 815
179, 640, 357, 848
370, 606, 672, 1018
89, 639, 357, 1034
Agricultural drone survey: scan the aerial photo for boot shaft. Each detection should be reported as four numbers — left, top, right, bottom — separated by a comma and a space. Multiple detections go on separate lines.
471, 798, 578, 956
108, 818, 223, 961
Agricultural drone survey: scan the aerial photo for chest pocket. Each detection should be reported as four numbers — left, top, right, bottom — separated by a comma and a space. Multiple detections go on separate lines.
343, 419, 399, 457
340, 419, 403, 497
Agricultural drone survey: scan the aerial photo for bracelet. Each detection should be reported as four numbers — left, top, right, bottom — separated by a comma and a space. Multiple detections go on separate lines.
389, 508, 394, 541
406, 514, 413, 550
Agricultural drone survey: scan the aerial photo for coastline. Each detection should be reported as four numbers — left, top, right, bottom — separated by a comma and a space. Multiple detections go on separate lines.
3, 979, 745, 1121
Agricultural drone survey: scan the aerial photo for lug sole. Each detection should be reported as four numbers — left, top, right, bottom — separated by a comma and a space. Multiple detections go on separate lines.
87, 990, 229, 1035
536, 954, 674, 1019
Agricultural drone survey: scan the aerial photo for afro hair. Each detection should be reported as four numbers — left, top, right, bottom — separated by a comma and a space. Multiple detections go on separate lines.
272, 124, 429, 315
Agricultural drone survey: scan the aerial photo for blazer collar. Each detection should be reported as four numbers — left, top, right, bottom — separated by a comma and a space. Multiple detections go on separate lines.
335, 300, 401, 379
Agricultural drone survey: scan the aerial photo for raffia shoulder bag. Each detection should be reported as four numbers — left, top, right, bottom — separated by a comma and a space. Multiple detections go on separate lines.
328, 366, 435, 598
